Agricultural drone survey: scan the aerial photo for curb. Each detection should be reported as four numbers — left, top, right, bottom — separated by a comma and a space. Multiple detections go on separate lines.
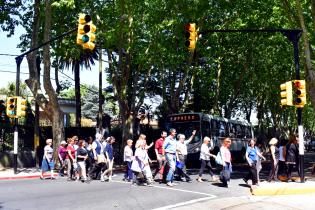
251, 181, 315, 196
0, 173, 59, 181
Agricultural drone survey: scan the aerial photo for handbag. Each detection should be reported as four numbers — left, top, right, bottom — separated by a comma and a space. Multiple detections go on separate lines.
97, 154, 106, 163
215, 151, 223, 165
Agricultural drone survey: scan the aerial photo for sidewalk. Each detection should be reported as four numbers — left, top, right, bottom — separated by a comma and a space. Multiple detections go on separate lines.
0, 165, 126, 180
0, 167, 58, 180
174, 194, 315, 210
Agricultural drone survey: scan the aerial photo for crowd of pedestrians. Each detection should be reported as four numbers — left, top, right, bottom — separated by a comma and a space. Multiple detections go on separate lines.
40, 129, 302, 189
243, 134, 301, 187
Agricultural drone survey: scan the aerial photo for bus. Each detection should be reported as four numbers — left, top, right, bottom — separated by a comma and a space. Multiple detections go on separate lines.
165, 113, 254, 164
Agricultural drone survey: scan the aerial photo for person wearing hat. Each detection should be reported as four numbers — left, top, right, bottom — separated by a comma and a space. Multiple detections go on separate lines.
268, 138, 280, 182
58, 140, 67, 176
40, 139, 55, 180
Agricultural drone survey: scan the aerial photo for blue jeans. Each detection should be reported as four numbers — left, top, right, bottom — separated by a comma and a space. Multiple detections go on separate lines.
124, 161, 133, 180
165, 153, 176, 182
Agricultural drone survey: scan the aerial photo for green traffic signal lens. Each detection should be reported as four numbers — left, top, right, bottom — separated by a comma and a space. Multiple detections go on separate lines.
82, 35, 89, 43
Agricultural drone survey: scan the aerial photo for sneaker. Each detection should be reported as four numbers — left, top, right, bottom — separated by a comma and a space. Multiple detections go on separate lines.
147, 183, 153, 187
243, 178, 248, 185
212, 176, 219, 182
197, 178, 203, 182
101, 176, 105, 182
166, 182, 174, 187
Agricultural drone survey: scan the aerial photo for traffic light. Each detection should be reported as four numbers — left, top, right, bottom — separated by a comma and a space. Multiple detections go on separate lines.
293, 80, 306, 107
185, 23, 197, 51
280, 81, 293, 106
76, 13, 96, 50
6, 97, 17, 118
17, 97, 27, 118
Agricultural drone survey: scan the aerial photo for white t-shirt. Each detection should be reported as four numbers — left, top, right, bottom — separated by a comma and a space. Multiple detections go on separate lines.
124, 145, 133, 162
200, 144, 210, 160
177, 141, 188, 156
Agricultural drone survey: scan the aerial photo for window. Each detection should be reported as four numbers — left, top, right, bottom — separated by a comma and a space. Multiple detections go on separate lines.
211, 119, 218, 136
202, 120, 211, 138
236, 124, 244, 138
218, 121, 227, 137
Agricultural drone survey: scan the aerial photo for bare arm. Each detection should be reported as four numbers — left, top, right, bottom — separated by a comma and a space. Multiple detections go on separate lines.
186, 130, 196, 144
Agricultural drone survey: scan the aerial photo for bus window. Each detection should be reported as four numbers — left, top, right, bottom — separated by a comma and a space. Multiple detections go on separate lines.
202, 120, 210, 138
219, 121, 227, 137
211, 119, 218, 136
228, 123, 236, 138
244, 126, 252, 138
236, 125, 244, 138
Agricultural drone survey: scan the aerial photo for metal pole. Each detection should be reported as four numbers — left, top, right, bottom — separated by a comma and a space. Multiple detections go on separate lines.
285, 31, 304, 183
14, 56, 23, 174
98, 48, 103, 134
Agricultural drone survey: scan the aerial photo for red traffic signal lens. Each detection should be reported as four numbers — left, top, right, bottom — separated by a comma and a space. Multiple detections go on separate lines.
294, 81, 301, 88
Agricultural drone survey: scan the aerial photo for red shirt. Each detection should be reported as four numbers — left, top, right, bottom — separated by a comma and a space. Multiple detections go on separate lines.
155, 138, 164, 154
66, 144, 76, 159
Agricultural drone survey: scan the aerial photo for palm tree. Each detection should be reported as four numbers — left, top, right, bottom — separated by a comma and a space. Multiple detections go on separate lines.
57, 49, 99, 128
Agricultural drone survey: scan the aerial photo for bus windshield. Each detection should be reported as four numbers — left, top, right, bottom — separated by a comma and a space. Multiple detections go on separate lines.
166, 121, 201, 144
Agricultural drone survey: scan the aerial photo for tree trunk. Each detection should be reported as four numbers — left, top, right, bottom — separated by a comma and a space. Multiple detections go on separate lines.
26, 0, 65, 161
295, 0, 315, 108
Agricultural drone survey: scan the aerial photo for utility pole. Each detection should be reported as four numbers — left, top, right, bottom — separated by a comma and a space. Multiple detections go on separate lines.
98, 47, 103, 134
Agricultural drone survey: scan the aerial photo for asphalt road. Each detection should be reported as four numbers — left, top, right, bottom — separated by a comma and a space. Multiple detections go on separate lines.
0, 151, 314, 210
0, 172, 252, 210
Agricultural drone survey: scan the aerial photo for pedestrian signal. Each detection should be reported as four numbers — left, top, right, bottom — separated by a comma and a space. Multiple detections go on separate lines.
76, 14, 96, 50
280, 81, 293, 106
293, 80, 306, 108
185, 23, 197, 51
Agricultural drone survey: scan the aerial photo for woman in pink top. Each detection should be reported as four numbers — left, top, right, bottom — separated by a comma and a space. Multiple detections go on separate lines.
219, 138, 232, 187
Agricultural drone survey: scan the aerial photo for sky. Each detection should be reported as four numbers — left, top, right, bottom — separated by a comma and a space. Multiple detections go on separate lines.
0, 26, 105, 91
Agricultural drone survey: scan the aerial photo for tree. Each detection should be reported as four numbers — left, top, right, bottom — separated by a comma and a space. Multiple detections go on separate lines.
23, 0, 65, 159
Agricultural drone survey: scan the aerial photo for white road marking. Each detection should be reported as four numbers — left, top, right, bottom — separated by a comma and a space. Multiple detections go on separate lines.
112, 180, 217, 209
151, 197, 215, 210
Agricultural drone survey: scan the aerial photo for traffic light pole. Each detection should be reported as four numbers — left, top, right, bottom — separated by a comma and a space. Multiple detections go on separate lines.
13, 56, 23, 174
199, 28, 304, 182
285, 31, 304, 183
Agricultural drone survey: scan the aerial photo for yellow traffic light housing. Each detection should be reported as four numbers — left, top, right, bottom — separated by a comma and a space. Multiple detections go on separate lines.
76, 14, 96, 50
293, 80, 306, 108
6, 97, 17, 118
280, 81, 293, 106
185, 23, 197, 51
17, 97, 27, 118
